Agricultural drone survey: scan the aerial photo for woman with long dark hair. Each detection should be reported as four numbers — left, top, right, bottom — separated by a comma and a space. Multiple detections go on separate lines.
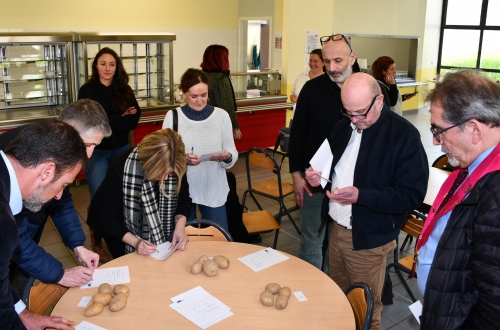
78, 47, 141, 260
200, 45, 241, 139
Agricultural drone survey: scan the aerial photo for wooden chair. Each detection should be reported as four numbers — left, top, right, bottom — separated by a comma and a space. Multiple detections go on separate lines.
242, 210, 281, 247
385, 211, 426, 302
345, 282, 374, 330
22, 276, 68, 315
242, 148, 301, 248
185, 219, 234, 242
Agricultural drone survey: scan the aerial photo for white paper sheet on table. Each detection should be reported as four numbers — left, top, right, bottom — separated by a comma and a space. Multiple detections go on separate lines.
199, 151, 224, 162
75, 320, 106, 330
80, 266, 130, 289
170, 286, 233, 329
309, 138, 333, 188
150, 240, 182, 261
237, 247, 289, 272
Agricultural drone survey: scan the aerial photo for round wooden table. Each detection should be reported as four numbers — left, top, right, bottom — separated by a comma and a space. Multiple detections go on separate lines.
52, 241, 355, 329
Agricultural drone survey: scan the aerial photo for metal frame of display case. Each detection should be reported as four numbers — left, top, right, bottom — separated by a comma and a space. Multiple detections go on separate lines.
74, 34, 176, 108
0, 33, 77, 113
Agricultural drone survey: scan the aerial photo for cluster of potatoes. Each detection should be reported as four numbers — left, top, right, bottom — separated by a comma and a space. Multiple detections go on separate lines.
84, 283, 130, 316
260, 283, 291, 310
190, 255, 230, 276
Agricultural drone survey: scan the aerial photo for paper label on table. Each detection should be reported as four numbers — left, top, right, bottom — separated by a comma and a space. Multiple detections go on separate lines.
409, 300, 423, 324
170, 286, 233, 329
237, 247, 289, 272
75, 321, 107, 330
199, 151, 224, 162
77, 296, 92, 307
293, 291, 308, 302
80, 266, 130, 288
150, 240, 182, 261
309, 138, 333, 188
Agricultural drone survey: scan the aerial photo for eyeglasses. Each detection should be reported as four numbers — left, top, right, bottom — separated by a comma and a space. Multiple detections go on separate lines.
320, 34, 352, 52
430, 122, 464, 143
341, 95, 379, 119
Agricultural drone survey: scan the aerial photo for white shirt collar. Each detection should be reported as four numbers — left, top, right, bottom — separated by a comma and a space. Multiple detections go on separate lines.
0, 150, 23, 215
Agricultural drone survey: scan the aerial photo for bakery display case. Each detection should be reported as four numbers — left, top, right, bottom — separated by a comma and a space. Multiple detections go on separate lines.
0, 33, 76, 126
73, 34, 175, 110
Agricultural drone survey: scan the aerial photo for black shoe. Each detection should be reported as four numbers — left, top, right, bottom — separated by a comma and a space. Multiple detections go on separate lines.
248, 234, 262, 243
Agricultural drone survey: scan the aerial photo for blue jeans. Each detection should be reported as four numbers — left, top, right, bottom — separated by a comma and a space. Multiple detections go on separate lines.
86, 144, 130, 202
298, 186, 329, 274
189, 203, 228, 232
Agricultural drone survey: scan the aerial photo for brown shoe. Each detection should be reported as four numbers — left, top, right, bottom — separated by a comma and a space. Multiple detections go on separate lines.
89, 227, 110, 263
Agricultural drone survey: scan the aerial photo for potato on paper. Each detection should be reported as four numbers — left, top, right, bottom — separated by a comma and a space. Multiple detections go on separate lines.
260, 290, 274, 307
93, 292, 113, 306
84, 303, 104, 316
213, 255, 230, 269
112, 284, 130, 297
279, 286, 291, 298
109, 293, 128, 312
98, 283, 112, 294
202, 260, 219, 277
198, 255, 209, 264
265, 283, 281, 294
191, 261, 203, 275
275, 295, 289, 310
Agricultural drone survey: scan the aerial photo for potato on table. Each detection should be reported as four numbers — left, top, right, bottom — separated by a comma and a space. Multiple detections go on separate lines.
113, 284, 130, 297
260, 290, 274, 307
109, 293, 128, 312
93, 292, 113, 306
213, 255, 230, 269
202, 260, 219, 277
85, 303, 104, 316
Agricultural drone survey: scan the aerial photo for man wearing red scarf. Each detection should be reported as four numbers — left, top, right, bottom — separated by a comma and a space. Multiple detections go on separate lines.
417, 70, 500, 329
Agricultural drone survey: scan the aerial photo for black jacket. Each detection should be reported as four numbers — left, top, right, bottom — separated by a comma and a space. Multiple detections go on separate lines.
421, 170, 500, 330
320, 107, 428, 250
0, 156, 27, 330
78, 80, 140, 150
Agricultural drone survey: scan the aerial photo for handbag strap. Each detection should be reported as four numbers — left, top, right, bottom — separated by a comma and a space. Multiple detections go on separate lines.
172, 108, 178, 132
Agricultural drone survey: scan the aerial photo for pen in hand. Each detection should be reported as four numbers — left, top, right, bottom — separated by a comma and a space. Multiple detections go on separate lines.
78, 257, 94, 281
305, 167, 332, 183
191, 146, 194, 154
135, 235, 159, 253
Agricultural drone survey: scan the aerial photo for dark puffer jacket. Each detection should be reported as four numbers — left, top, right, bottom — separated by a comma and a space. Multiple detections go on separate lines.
421, 170, 500, 329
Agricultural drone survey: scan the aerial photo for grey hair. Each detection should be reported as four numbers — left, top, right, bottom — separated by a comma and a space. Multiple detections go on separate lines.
426, 70, 500, 127
58, 99, 112, 138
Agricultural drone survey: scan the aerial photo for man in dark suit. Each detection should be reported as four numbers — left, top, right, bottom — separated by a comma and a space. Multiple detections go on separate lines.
1, 119, 87, 329
0, 99, 111, 295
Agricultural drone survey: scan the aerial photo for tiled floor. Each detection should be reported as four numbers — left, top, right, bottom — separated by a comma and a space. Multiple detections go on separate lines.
39, 108, 438, 329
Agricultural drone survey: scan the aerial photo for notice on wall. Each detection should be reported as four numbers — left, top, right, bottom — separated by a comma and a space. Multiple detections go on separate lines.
305, 29, 319, 54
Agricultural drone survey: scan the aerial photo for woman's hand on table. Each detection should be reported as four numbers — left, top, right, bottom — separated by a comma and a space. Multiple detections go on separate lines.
186, 153, 200, 166
135, 239, 157, 255
172, 215, 188, 251
122, 106, 137, 116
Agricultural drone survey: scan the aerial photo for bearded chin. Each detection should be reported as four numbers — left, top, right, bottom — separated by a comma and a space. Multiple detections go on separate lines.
441, 146, 461, 167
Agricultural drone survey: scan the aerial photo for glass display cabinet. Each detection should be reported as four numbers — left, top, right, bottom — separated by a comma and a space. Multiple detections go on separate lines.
229, 70, 281, 99
74, 34, 175, 110
0, 33, 76, 122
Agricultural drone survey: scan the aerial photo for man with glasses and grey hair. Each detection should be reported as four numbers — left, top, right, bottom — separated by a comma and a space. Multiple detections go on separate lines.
0, 99, 111, 295
305, 73, 428, 330
288, 34, 390, 272
417, 70, 500, 329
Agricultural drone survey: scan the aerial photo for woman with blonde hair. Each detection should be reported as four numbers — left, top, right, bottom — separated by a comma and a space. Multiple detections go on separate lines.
86, 129, 191, 258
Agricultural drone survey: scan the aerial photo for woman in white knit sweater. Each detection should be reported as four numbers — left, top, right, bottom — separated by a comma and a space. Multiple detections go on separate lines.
162, 68, 237, 230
